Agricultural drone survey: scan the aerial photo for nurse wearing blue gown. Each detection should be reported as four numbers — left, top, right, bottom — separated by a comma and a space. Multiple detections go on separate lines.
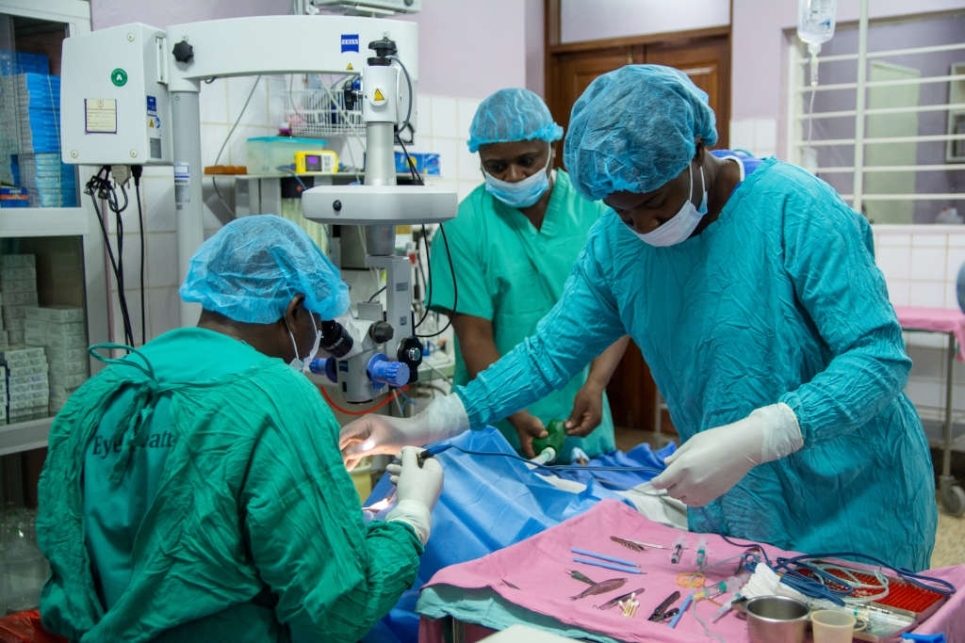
341, 65, 937, 571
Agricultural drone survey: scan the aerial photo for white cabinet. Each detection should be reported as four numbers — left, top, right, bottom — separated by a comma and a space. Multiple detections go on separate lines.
0, 1, 110, 458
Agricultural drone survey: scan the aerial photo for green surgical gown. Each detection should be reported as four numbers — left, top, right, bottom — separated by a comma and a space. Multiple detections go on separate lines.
455, 158, 937, 571
37, 327, 423, 642
428, 170, 615, 460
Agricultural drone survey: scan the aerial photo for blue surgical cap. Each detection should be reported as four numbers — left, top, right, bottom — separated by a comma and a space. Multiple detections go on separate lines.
563, 64, 718, 200
180, 215, 349, 324
467, 88, 564, 153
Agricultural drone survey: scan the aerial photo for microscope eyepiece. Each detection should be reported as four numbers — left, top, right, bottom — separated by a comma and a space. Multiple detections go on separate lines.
320, 319, 353, 358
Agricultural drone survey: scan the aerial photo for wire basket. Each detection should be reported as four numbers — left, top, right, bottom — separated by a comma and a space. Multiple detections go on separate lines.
286, 86, 363, 139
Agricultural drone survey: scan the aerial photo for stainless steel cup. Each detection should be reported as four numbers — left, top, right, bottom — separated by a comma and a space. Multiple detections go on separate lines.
745, 595, 810, 643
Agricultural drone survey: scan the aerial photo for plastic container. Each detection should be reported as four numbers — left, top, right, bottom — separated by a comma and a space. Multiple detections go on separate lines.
245, 136, 328, 176
532, 419, 566, 456
797, 0, 837, 51
810, 609, 856, 643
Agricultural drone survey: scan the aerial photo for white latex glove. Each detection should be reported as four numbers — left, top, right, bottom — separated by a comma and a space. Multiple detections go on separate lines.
385, 446, 444, 545
651, 403, 803, 507
339, 393, 470, 470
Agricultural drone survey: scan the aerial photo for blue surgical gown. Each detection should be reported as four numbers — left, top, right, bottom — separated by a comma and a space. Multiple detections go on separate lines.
455, 157, 937, 571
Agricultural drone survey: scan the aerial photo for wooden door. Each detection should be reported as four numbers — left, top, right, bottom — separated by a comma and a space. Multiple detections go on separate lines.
546, 28, 731, 435
550, 46, 644, 137
645, 35, 731, 149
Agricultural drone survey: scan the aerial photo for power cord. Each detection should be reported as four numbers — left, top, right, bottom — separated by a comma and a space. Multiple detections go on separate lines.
85, 166, 135, 347
415, 222, 456, 339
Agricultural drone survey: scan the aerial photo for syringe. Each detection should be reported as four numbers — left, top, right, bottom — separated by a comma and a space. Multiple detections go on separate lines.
670, 536, 686, 564
695, 535, 708, 567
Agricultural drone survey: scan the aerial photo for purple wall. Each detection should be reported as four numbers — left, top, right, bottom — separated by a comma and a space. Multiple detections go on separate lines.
90, 0, 288, 30
525, 0, 544, 97
402, 0, 527, 98
809, 13, 965, 222
89, 0, 530, 100
732, 0, 965, 157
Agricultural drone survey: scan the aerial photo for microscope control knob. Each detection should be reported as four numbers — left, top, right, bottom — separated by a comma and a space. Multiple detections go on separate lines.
308, 357, 338, 383
397, 337, 424, 374
172, 40, 194, 63
367, 354, 410, 388
369, 321, 394, 344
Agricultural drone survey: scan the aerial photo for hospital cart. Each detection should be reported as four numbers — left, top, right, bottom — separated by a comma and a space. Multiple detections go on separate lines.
894, 306, 965, 517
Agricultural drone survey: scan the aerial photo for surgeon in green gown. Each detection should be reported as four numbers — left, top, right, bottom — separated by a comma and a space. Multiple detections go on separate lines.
427, 88, 628, 461
36, 215, 443, 642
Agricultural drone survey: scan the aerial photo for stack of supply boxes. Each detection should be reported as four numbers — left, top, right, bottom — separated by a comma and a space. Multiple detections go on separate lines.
2, 254, 37, 346
0, 254, 49, 423
0, 50, 76, 207
24, 306, 87, 413
0, 51, 47, 187
1, 345, 48, 424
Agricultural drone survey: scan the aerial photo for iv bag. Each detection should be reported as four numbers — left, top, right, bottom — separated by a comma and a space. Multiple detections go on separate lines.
798, 0, 837, 52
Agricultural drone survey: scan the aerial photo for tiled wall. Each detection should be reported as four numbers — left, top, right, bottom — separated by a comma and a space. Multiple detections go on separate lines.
727, 118, 778, 159
413, 93, 485, 202
873, 226, 965, 423
102, 78, 484, 345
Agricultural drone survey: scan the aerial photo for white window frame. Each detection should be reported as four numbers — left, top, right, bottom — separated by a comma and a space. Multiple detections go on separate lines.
786, 1, 965, 221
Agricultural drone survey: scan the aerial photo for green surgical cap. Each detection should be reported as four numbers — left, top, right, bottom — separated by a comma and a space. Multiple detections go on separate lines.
468, 88, 563, 153
563, 64, 718, 200
180, 215, 349, 324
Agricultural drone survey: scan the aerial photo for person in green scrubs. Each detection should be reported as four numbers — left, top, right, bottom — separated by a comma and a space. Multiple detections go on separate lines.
427, 88, 628, 461
36, 215, 443, 643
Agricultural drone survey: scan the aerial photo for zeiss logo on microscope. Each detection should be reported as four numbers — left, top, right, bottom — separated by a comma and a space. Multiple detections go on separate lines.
341, 34, 360, 53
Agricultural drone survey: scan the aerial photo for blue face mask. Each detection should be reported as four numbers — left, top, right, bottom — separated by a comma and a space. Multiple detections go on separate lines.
636, 163, 707, 247
483, 154, 552, 209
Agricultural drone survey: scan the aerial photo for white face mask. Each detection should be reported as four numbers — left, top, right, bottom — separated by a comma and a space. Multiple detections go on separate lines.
483, 152, 552, 209
288, 314, 321, 372
636, 163, 708, 247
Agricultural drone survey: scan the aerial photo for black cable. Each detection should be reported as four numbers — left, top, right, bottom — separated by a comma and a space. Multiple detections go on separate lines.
109, 182, 134, 347
86, 166, 135, 346
439, 444, 664, 477
87, 185, 133, 347
414, 231, 428, 312
132, 165, 146, 346
394, 135, 423, 185
388, 55, 414, 134
367, 285, 387, 303
416, 222, 456, 338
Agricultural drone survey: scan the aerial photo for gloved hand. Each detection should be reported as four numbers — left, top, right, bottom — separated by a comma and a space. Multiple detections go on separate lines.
339, 393, 470, 470
385, 446, 444, 545
651, 403, 803, 507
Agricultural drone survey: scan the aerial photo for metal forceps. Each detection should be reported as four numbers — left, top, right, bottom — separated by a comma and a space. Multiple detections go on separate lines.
647, 590, 681, 622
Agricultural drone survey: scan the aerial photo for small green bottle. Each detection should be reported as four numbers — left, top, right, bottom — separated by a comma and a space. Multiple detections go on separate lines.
532, 419, 566, 456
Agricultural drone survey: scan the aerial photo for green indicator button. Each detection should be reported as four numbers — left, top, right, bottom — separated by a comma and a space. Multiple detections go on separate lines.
111, 68, 128, 87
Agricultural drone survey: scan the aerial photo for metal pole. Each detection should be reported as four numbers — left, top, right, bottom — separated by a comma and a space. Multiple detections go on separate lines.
171, 89, 205, 327
364, 122, 398, 257
944, 333, 955, 480
853, 0, 869, 215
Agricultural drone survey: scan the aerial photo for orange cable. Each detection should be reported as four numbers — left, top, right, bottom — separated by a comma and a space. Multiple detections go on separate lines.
319, 384, 410, 416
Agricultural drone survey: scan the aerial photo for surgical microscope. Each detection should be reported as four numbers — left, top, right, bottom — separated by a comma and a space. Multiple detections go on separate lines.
58, 13, 456, 405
